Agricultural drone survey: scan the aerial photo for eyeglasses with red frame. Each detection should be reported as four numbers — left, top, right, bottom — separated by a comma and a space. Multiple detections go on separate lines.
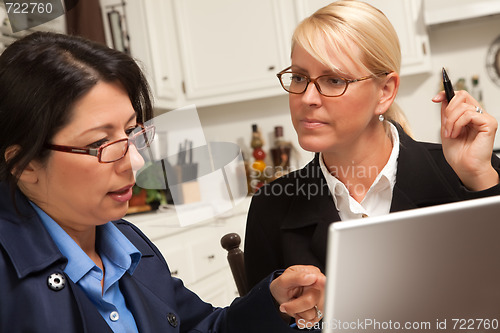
45, 124, 155, 163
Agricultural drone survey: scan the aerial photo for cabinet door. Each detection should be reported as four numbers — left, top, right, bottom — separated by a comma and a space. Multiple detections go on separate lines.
173, 0, 292, 102
368, 0, 430, 76
137, 0, 182, 106
294, 0, 431, 76
100, 0, 183, 108
424, 0, 500, 25
129, 0, 182, 106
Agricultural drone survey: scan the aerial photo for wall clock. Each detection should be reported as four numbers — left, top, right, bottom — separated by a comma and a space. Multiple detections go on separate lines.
486, 35, 500, 87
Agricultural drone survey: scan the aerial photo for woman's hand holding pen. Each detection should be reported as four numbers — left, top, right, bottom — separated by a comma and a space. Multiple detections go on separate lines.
270, 265, 325, 329
432, 90, 499, 191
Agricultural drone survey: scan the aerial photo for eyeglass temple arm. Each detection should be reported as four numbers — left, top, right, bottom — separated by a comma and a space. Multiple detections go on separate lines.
348, 72, 390, 83
46, 144, 99, 157
277, 66, 292, 76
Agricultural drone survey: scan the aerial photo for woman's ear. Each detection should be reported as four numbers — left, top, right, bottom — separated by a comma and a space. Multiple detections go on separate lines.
377, 72, 399, 115
4, 145, 40, 184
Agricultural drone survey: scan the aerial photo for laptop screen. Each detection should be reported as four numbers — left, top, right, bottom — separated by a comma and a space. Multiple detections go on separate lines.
321, 195, 500, 333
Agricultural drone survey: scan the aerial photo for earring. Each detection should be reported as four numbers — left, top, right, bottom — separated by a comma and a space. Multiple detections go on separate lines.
378, 114, 385, 122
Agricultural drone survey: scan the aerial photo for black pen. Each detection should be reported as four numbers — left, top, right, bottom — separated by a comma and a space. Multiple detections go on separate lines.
442, 67, 455, 103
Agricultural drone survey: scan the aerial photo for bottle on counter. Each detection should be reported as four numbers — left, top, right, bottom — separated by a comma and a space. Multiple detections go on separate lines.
270, 126, 291, 177
250, 124, 267, 192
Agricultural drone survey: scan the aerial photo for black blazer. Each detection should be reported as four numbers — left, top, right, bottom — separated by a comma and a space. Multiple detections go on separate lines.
244, 126, 500, 289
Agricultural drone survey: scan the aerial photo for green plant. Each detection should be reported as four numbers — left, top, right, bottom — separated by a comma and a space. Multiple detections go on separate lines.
134, 161, 170, 207
145, 188, 166, 205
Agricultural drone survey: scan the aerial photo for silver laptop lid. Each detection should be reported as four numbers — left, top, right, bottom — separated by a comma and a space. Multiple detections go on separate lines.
322, 195, 500, 333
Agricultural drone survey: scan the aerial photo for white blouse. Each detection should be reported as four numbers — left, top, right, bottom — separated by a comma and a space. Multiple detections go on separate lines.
319, 123, 400, 220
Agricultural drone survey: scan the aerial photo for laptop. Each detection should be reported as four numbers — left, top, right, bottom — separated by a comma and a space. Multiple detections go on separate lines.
322, 195, 500, 332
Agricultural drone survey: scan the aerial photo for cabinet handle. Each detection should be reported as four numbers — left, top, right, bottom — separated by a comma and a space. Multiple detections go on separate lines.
171, 270, 179, 276
162, 76, 168, 81
268, 66, 275, 71
207, 255, 215, 260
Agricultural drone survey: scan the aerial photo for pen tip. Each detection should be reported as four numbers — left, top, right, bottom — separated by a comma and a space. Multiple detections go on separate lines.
442, 67, 449, 80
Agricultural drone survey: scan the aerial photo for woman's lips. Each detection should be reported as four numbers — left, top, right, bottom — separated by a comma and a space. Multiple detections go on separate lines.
108, 185, 134, 203
301, 119, 327, 129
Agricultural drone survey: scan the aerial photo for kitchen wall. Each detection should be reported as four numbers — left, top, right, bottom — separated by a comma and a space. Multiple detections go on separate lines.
195, 14, 500, 169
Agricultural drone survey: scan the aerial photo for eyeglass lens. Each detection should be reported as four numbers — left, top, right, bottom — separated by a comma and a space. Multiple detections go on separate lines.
279, 73, 347, 96
100, 126, 155, 162
100, 140, 129, 162
130, 126, 155, 150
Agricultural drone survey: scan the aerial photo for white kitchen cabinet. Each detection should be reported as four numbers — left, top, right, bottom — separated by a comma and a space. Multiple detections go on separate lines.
294, 0, 432, 76
124, 197, 250, 307
102, 0, 295, 109
100, 0, 182, 107
102, 0, 431, 108
424, 0, 500, 26
171, 0, 293, 103
138, 0, 182, 104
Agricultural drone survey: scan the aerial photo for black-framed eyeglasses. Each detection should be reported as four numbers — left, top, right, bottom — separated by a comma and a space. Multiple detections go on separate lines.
45, 124, 155, 163
276, 66, 389, 97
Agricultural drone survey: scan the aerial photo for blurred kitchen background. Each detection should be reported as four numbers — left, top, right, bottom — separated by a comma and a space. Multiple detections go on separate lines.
1, 0, 499, 170
1, 0, 499, 307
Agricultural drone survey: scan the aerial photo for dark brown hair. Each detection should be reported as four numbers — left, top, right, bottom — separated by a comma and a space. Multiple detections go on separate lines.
0, 32, 153, 189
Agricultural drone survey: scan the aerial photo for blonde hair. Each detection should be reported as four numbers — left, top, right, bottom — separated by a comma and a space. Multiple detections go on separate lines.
291, 0, 412, 136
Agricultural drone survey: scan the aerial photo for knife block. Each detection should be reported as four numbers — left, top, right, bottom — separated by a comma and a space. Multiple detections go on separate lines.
171, 164, 200, 205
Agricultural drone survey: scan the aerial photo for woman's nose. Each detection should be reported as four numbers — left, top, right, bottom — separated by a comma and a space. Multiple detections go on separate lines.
302, 82, 322, 106
128, 144, 145, 174
116, 143, 145, 178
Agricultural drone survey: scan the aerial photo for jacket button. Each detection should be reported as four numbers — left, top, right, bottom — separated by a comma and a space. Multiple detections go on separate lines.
47, 273, 66, 291
110, 311, 120, 322
166, 313, 178, 328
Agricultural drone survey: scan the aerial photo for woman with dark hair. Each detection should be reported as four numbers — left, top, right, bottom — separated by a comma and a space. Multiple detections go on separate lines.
0, 32, 325, 332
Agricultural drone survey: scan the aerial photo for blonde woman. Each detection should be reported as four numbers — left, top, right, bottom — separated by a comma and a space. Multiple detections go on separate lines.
244, 0, 500, 289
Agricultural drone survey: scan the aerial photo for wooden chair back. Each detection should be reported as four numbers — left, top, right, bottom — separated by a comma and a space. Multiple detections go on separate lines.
220, 232, 249, 296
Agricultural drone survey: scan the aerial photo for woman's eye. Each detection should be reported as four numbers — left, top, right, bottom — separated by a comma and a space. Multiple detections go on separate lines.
324, 77, 344, 86
87, 138, 108, 149
125, 125, 142, 137
291, 74, 306, 83
125, 127, 137, 136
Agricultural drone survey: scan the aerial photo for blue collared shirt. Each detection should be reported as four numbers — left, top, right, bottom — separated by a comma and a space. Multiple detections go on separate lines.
31, 203, 142, 333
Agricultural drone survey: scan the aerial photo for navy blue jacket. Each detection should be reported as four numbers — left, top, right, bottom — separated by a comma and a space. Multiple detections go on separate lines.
0, 183, 303, 332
